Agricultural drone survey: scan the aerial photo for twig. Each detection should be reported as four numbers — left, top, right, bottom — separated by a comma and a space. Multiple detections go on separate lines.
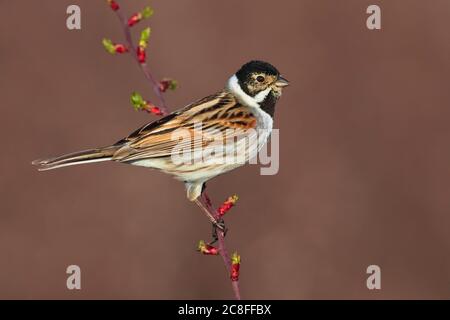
203, 193, 241, 300
112, 6, 169, 115
217, 230, 241, 300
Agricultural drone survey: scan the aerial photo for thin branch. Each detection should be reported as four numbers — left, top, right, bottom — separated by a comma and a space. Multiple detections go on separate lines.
113, 7, 169, 115
203, 192, 241, 300
217, 230, 241, 300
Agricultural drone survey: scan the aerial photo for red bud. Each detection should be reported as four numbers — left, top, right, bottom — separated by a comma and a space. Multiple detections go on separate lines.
230, 252, 241, 281
218, 195, 239, 217
197, 240, 219, 255
159, 79, 177, 92
137, 46, 146, 63
149, 106, 163, 116
231, 263, 240, 281
107, 0, 119, 11
141, 102, 163, 116
114, 44, 128, 53
159, 81, 169, 93
128, 13, 141, 27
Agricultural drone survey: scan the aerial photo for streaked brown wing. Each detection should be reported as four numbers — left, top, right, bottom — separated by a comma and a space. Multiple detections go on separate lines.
114, 92, 223, 145
112, 91, 257, 162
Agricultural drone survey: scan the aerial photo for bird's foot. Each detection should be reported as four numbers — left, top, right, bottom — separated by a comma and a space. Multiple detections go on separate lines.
209, 218, 227, 245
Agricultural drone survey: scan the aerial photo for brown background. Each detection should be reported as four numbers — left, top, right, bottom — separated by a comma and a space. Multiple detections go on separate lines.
1, 0, 450, 299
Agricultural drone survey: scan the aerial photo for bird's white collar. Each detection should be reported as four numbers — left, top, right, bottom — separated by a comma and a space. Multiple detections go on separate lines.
226, 74, 271, 108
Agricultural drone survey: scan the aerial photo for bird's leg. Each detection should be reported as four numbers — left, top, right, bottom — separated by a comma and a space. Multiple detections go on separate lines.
195, 201, 225, 246
194, 198, 219, 226
201, 187, 213, 208
200, 192, 221, 245
200, 190, 227, 245
194, 193, 226, 242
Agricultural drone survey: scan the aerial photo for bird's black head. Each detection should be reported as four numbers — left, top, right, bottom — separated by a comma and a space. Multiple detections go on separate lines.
235, 60, 289, 98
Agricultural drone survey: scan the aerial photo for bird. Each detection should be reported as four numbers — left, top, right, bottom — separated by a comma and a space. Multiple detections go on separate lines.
33, 60, 289, 230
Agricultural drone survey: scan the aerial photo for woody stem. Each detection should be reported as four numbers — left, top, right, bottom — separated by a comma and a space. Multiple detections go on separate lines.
202, 192, 241, 300
113, 6, 169, 115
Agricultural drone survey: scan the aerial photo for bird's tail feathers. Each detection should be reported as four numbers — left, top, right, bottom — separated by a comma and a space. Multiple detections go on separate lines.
32, 146, 118, 171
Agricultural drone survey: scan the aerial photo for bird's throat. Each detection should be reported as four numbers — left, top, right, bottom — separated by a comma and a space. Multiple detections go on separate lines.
259, 91, 277, 117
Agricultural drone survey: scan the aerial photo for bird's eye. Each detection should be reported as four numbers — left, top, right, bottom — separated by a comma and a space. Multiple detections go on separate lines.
256, 75, 265, 83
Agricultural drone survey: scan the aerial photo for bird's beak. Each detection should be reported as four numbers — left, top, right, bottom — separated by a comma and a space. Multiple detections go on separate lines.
275, 76, 289, 88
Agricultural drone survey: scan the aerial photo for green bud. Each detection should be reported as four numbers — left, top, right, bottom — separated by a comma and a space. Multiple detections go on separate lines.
130, 92, 146, 110
139, 27, 151, 48
231, 252, 241, 264
168, 79, 178, 91
141, 6, 154, 19
102, 38, 116, 54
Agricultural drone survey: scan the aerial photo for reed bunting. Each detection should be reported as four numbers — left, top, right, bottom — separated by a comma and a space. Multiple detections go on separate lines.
33, 60, 289, 229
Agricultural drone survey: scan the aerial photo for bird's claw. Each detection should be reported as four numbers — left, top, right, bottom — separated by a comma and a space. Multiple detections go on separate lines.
209, 218, 227, 245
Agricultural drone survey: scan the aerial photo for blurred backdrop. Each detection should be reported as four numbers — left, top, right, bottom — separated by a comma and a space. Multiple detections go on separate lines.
1, 0, 450, 299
